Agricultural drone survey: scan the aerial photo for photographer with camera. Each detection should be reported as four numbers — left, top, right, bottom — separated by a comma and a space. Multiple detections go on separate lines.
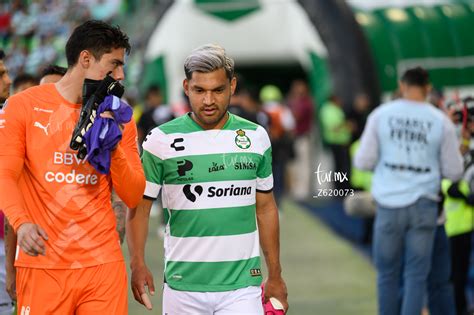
0, 20, 145, 314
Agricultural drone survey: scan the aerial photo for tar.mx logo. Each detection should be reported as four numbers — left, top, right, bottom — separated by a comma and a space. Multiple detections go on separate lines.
315, 163, 348, 185
313, 163, 353, 198
183, 184, 203, 202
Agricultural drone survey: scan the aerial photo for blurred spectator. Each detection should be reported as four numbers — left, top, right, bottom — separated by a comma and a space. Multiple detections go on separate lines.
170, 91, 192, 118
39, 64, 67, 85
0, 49, 14, 315
439, 93, 474, 315
287, 79, 314, 200
355, 67, 463, 315
0, 50, 11, 107
288, 79, 314, 138
260, 84, 295, 206
2, 0, 123, 84
36, 2, 64, 38
347, 92, 371, 143
89, 0, 121, 22
122, 87, 142, 124
10, 3, 36, 41
25, 34, 58, 74
0, 4, 11, 47
229, 76, 270, 130
12, 73, 38, 94
4, 37, 28, 79
389, 86, 457, 315
428, 88, 444, 110
320, 94, 352, 190
137, 85, 174, 144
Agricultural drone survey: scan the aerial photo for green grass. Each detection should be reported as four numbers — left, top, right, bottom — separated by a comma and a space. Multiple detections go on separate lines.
122, 200, 376, 314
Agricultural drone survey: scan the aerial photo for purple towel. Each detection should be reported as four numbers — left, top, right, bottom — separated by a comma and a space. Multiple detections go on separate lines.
84, 95, 133, 174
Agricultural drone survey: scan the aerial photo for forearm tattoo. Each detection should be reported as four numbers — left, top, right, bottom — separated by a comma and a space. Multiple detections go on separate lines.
111, 190, 127, 244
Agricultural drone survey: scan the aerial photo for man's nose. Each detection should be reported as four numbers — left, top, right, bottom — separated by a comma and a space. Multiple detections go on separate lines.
203, 91, 214, 105
112, 66, 125, 81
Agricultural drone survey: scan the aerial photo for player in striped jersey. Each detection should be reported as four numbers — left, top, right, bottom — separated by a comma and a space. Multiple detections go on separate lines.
127, 44, 288, 314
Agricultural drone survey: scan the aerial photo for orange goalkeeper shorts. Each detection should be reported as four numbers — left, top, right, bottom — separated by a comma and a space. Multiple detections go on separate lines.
16, 261, 127, 315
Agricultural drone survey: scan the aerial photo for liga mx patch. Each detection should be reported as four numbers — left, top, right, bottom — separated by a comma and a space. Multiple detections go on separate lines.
250, 268, 262, 277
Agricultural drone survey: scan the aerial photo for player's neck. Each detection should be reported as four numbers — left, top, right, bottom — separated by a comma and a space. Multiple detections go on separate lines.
191, 112, 229, 130
55, 70, 83, 105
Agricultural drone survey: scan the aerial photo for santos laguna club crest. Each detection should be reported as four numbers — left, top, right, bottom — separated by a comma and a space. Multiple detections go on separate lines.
235, 129, 251, 149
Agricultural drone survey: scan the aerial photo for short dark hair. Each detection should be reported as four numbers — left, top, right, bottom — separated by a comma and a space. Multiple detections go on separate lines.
40, 64, 67, 78
401, 67, 430, 87
65, 20, 131, 67
12, 73, 39, 90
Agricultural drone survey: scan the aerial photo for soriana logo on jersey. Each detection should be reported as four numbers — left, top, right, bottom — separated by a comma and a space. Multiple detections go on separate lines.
44, 151, 99, 185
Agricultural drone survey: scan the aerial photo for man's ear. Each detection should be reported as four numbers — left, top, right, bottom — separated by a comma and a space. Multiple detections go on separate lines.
398, 81, 407, 94
425, 83, 433, 95
183, 79, 189, 96
78, 50, 93, 69
230, 76, 237, 95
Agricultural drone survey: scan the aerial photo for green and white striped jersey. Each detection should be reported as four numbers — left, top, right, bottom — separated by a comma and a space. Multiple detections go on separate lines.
141, 112, 273, 292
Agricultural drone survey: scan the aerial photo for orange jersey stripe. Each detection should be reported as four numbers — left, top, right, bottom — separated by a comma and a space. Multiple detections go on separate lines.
0, 84, 145, 269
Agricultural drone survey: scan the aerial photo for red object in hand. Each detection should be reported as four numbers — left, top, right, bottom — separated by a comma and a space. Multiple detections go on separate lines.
261, 284, 285, 315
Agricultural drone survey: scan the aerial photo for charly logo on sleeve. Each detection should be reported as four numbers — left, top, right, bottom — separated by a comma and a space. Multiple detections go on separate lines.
171, 138, 185, 151
235, 129, 251, 149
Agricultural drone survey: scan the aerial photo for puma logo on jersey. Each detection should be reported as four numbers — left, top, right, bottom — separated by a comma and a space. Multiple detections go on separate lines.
34, 121, 50, 135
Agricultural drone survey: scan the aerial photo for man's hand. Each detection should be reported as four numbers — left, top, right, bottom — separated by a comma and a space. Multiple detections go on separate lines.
130, 263, 155, 310
4, 218, 17, 300
100, 111, 124, 132
264, 277, 289, 313
17, 223, 48, 256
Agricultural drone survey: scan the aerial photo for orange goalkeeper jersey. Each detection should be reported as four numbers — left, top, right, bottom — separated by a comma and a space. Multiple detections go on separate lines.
0, 84, 145, 269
